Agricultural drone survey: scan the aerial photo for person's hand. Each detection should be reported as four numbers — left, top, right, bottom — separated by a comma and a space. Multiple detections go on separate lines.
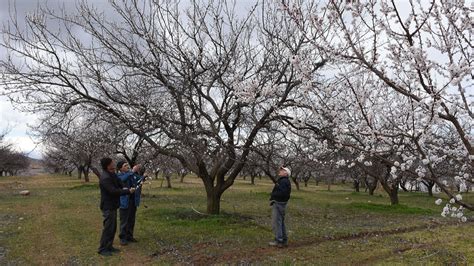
130, 187, 136, 194
132, 165, 141, 173
270, 200, 275, 206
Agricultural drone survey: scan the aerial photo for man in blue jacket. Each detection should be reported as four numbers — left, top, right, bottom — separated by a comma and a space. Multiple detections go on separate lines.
116, 161, 143, 246
269, 166, 292, 248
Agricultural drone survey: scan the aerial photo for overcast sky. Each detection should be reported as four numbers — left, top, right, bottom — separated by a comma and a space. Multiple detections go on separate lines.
0, 0, 114, 158
0, 0, 258, 159
0, 0, 73, 158
0, 0, 440, 159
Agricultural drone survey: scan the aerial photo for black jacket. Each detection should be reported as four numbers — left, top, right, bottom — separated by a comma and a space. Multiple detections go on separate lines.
270, 176, 291, 202
99, 170, 130, 210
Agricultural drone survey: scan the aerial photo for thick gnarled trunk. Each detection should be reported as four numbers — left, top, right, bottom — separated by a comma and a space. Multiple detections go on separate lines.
206, 189, 222, 215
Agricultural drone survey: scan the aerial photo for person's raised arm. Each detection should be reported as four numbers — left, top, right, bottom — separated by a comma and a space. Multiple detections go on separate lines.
117, 171, 134, 183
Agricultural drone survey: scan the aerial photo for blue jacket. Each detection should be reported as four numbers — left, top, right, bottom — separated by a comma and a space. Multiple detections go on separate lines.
117, 171, 143, 209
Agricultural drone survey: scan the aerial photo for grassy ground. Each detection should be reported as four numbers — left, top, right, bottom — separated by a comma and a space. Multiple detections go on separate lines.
0, 174, 473, 265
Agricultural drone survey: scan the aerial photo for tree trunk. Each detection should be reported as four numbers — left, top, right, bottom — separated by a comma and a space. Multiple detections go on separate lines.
427, 182, 434, 197
379, 167, 399, 205
304, 179, 308, 187
400, 181, 408, 192
380, 182, 399, 205
180, 173, 186, 183
84, 172, 90, 182
77, 166, 83, 179
368, 186, 375, 195
354, 179, 360, 192
389, 189, 399, 205
83, 167, 90, 183
366, 178, 377, 195
206, 190, 222, 215
368, 180, 377, 195
165, 175, 172, 188
250, 175, 256, 185
292, 177, 300, 190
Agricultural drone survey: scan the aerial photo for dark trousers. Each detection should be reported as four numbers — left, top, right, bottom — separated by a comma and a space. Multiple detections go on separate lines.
98, 209, 117, 253
119, 197, 137, 241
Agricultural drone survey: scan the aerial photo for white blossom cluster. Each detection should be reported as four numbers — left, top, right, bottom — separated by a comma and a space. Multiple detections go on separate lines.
281, 0, 473, 216
436, 195, 468, 223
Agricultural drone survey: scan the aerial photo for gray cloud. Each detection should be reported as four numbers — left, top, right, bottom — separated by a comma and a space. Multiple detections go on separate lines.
0, 0, 255, 158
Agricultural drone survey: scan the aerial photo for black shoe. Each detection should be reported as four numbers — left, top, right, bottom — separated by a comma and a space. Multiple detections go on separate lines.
98, 251, 113, 256
109, 247, 121, 253
120, 239, 128, 246
127, 238, 138, 243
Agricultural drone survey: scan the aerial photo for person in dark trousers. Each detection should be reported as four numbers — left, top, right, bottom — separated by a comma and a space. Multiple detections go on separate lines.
117, 161, 143, 245
269, 166, 292, 248
97, 158, 135, 256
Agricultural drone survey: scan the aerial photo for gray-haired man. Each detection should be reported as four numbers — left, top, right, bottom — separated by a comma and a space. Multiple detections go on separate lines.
269, 166, 292, 248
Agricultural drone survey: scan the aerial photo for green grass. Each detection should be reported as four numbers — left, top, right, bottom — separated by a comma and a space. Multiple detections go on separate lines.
69, 183, 99, 190
348, 202, 435, 215
0, 174, 472, 265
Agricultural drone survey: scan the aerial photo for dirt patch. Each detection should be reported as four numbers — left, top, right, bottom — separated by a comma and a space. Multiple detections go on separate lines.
0, 181, 25, 190
190, 220, 473, 265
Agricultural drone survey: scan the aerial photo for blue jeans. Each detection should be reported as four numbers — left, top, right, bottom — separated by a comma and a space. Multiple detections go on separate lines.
272, 202, 288, 243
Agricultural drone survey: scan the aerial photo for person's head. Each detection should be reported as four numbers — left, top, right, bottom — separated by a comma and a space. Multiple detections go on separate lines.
117, 161, 129, 172
100, 157, 115, 173
278, 166, 291, 177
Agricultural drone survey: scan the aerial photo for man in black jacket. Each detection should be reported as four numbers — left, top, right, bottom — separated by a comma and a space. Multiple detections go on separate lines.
97, 157, 135, 256
269, 166, 292, 248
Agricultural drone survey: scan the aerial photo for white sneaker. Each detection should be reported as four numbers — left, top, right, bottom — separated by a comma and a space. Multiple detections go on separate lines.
268, 241, 279, 246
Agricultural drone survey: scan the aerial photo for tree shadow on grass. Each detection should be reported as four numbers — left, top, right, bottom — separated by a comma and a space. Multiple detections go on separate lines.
142, 207, 253, 224
348, 202, 435, 215
68, 183, 99, 190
